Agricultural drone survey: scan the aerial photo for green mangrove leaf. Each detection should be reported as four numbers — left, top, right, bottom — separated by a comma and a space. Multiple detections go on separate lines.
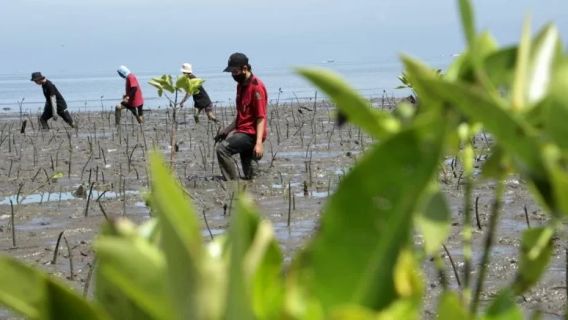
137, 218, 160, 243
544, 59, 568, 151
94, 235, 173, 320
453, 32, 498, 84
149, 152, 203, 320
542, 145, 568, 217
437, 292, 468, 320
403, 56, 557, 214
50, 172, 65, 180
175, 76, 204, 96
329, 299, 421, 320
328, 305, 376, 320
484, 46, 517, 88
527, 24, 561, 105
0, 256, 105, 320
175, 76, 190, 92
246, 220, 284, 319
512, 227, 553, 294
189, 78, 205, 96
511, 18, 532, 111
416, 189, 451, 255
297, 67, 400, 139
291, 117, 445, 313
480, 146, 511, 180
148, 79, 164, 97
225, 194, 283, 319
161, 75, 175, 93
542, 97, 568, 150
483, 290, 523, 320
376, 299, 420, 320
458, 0, 475, 46
393, 249, 423, 300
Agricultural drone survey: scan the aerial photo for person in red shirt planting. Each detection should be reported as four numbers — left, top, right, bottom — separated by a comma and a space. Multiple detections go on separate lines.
115, 65, 144, 125
215, 52, 268, 180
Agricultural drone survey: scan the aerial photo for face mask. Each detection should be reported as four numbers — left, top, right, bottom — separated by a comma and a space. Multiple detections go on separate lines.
232, 72, 247, 83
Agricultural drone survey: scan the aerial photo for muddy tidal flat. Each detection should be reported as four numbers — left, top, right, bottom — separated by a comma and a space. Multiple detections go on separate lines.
0, 100, 566, 319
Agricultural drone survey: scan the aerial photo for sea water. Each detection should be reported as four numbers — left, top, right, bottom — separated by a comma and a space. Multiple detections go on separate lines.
0, 58, 447, 114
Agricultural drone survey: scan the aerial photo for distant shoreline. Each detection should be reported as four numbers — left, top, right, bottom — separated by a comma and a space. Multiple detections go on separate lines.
0, 88, 410, 115
0, 95, 405, 121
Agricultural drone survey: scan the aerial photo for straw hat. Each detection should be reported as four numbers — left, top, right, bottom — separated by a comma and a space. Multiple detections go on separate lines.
181, 63, 193, 74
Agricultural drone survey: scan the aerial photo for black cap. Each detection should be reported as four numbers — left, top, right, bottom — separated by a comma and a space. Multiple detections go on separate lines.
223, 52, 249, 72
30, 72, 45, 81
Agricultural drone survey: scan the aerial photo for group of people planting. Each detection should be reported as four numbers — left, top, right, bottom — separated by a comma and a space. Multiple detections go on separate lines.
30, 52, 268, 181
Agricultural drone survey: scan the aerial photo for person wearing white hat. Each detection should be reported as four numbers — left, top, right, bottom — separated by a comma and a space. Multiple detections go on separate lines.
179, 63, 218, 123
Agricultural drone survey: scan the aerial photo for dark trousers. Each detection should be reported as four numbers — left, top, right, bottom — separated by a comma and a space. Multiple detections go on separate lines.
216, 132, 259, 180
40, 104, 74, 129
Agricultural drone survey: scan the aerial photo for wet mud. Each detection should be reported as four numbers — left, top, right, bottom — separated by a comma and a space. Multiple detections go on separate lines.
0, 100, 565, 318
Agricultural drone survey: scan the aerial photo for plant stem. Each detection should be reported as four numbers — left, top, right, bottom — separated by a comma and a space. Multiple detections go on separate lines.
443, 244, 461, 288
51, 231, 65, 264
471, 178, 505, 314
10, 200, 16, 248
462, 143, 474, 306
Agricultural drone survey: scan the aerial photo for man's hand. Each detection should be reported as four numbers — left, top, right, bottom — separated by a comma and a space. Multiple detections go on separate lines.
50, 96, 58, 120
214, 131, 227, 143
253, 142, 264, 159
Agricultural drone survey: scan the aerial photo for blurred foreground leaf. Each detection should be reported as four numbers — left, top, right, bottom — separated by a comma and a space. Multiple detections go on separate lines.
512, 227, 553, 294
291, 116, 445, 313
95, 222, 173, 320
484, 290, 523, 320
297, 67, 400, 139
225, 194, 283, 319
416, 189, 451, 255
149, 152, 204, 319
0, 256, 105, 320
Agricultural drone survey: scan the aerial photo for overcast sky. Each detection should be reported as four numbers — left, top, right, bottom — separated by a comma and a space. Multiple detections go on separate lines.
1, 0, 567, 76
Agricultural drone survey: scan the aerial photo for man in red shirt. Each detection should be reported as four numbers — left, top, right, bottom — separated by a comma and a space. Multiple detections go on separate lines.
115, 65, 144, 125
215, 53, 268, 180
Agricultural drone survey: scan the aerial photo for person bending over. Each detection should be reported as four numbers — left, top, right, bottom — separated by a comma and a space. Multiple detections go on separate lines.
179, 63, 218, 123
115, 65, 144, 125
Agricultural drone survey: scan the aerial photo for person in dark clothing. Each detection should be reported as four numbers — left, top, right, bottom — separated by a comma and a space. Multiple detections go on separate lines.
31, 72, 75, 129
179, 63, 218, 123
215, 53, 268, 180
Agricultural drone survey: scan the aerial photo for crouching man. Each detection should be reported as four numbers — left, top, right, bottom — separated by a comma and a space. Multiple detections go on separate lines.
215, 53, 268, 180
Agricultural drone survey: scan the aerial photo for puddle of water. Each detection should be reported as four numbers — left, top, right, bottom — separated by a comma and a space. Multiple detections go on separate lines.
272, 182, 302, 189
274, 220, 317, 240
134, 201, 147, 208
0, 190, 140, 205
295, 191, 329, 199
17, 217, 65, 232
77, 131, 113, 139
278, 151, 344, 160
199, 219, 317, 242
202, 228, 226, 238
